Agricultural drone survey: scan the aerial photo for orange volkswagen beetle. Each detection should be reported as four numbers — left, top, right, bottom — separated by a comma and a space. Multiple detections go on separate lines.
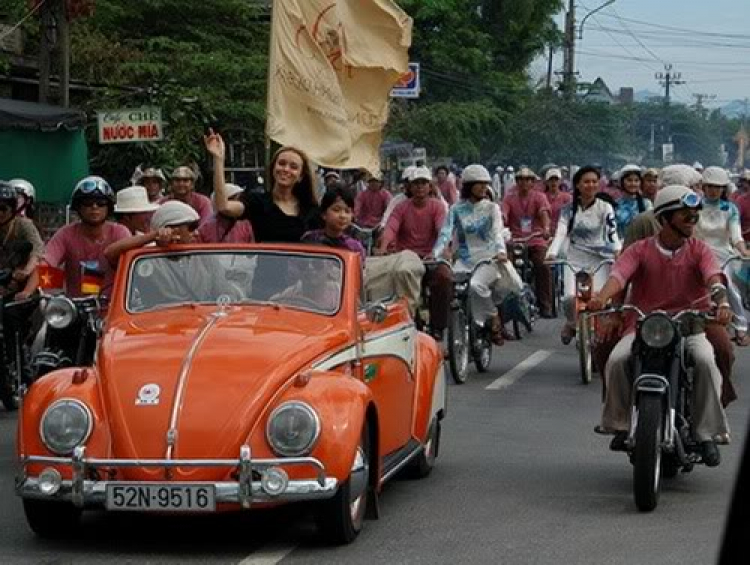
16, 244, 446, 544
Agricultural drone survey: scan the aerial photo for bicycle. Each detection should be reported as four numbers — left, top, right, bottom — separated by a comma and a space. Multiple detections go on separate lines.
348, 224, 381, 257
722, 255, 750, 311
545, 258, 614, 384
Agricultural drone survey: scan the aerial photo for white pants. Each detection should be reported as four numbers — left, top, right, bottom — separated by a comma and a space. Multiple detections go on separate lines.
724, 261, 748, 332
601, 333, 729, 442
468, 263, 505, 323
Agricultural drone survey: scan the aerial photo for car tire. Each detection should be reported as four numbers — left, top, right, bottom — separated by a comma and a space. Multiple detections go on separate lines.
409, 418, 440, 479
23, 499, 82, 538
317, 425, 370, 545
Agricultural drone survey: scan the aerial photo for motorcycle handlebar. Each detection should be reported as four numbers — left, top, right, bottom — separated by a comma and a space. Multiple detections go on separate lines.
584, 305, 719, 324
423, 257, 497, 276
721, 255, 750, 270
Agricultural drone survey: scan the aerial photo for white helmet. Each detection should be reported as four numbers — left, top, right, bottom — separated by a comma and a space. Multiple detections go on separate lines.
654, 185, 702, 217
461, 164, 492, 184
8, 179, 35, 200
702, 166, 730, 187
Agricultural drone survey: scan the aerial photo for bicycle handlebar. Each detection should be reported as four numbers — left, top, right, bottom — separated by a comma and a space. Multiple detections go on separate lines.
511, 232, 545, 244
544, 258, 614, 276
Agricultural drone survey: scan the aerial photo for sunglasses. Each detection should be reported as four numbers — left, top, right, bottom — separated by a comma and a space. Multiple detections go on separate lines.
80, 200, 109, 208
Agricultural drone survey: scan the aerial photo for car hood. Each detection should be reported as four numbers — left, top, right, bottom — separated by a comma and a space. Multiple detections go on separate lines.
97, 307, 350, 475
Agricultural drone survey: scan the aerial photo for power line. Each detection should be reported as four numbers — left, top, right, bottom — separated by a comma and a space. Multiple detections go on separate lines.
0, 0, 46, 43
588, 11, 748, 40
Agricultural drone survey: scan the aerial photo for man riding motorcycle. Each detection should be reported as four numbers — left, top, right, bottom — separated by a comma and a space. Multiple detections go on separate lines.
43, 176, 130, 299
588, 185, 732, 467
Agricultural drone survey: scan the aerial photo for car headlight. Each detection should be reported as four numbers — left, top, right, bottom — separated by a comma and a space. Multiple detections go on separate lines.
266, 402, 320, 457
45, 296, 77, 330
640, 314, 675, 349
40, 399, 93, 455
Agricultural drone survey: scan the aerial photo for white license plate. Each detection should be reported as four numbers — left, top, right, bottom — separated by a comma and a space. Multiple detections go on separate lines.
105, 484, 216, 512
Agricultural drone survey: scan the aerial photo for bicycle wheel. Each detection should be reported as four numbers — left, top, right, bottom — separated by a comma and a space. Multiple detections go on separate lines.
578, 316, 593, 385
447, 308, 470, 384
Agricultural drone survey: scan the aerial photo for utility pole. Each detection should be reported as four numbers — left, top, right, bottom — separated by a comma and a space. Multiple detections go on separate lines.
38, 0, 55, 103
37, 0, 72, 107
546, 44, 554, 91
692, 93, 716, 119
655, 64, 685, 142
561, 0, 576, 100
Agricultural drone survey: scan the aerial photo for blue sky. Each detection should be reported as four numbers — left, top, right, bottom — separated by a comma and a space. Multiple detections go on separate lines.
531, 0, 750, 107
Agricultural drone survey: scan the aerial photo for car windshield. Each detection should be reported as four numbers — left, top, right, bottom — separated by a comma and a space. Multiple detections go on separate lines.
127, 251, 343, 315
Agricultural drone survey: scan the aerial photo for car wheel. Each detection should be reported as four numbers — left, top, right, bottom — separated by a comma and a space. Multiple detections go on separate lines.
409, 418, 440, 478
317, 425, 370, 545
23, 499, 82, 538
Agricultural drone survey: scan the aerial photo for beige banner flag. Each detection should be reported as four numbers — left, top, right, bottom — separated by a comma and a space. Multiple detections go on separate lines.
267, 0, 412, 173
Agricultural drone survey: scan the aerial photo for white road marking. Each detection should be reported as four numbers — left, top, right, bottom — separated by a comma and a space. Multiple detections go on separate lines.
239, 543, 296, 565
485, 349, 554, 390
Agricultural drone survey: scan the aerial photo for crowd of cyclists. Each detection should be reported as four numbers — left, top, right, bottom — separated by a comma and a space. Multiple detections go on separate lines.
2, 130, 750, 463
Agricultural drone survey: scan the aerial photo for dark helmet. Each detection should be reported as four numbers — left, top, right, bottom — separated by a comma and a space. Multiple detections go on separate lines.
71, 176, 115, 212
0, 181, 18, 213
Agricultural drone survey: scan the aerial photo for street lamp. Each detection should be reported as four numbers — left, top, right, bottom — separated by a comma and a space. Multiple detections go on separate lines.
579, 0, 616, 39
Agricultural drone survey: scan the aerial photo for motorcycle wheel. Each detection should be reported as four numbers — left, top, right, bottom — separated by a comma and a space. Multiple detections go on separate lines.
0, 368, 19, 411
578, 317, 593, 385
633, 394, 664, 512
473, 339, 492, 373
447, 308, 470, 384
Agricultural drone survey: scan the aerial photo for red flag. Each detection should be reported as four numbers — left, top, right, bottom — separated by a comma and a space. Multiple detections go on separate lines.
37, 264, 65, 291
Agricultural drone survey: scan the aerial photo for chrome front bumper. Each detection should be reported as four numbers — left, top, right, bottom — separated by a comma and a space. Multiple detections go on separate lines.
17, 445, 338, 509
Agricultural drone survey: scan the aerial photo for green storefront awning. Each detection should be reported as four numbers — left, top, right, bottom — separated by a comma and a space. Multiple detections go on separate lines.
0, 98, 89, 203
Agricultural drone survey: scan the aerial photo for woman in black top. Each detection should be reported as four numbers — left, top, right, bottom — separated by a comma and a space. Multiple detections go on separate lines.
204, 129, 320, 242
204, 130, 321, 298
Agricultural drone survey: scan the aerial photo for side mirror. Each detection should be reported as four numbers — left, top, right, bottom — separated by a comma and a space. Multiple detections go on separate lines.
365, 303, 387, 324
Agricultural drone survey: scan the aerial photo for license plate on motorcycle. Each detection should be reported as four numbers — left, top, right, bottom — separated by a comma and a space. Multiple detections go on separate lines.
105, 483, 216, 512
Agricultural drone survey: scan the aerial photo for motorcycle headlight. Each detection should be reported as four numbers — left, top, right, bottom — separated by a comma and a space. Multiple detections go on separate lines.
266, 402, 320, 457
640, 314, 676, 349
40, 399, 93, 455
45, 296, 77, 330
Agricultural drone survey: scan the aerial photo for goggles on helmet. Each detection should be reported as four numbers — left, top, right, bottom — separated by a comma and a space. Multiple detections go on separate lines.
680, 192, 702, 209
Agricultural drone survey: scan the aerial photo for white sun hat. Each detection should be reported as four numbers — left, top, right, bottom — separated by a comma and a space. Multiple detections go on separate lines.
115, 186, 160, 214
410, 166, 432, 182
211, 183, 244, 205
151, 201, 200, 230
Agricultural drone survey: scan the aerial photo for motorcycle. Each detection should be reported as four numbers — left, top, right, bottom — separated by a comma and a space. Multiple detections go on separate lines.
503, 234, 540, 339
587, 304, 725, 511
446, 259, 497, 383
545, 258, 613, 384
0, 293, 40, 411
31, 292, 103, 379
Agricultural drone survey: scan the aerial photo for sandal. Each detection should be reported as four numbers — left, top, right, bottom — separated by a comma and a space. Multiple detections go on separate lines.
734, 332, 750, 347
560, 323, 576, 345
489, 316, 505, 346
